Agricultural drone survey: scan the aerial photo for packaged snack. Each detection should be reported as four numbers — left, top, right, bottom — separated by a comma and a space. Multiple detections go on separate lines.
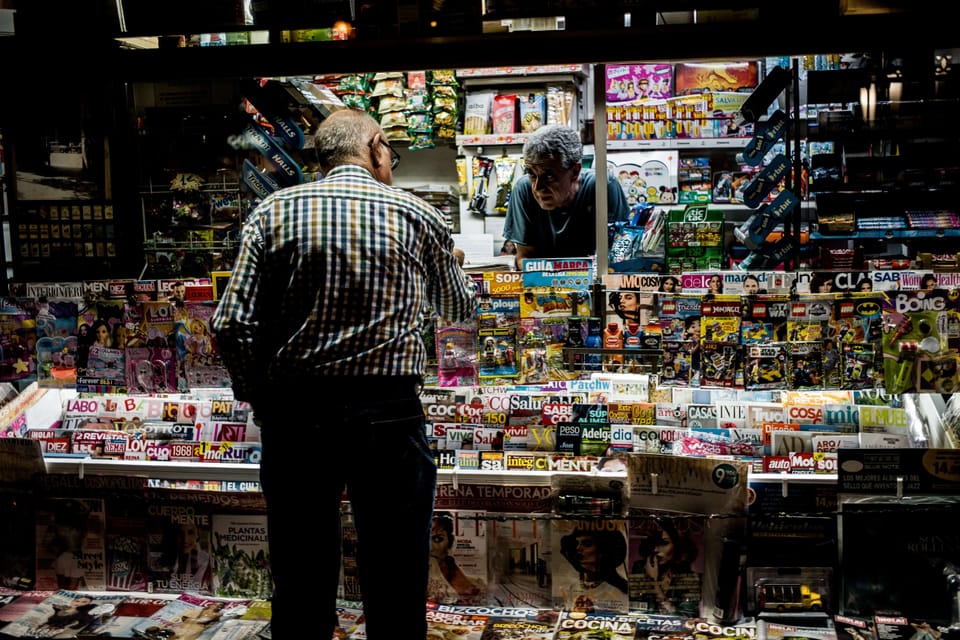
492, 94, 517, 134
463, 90, 495, 135
518, 92, 546, 133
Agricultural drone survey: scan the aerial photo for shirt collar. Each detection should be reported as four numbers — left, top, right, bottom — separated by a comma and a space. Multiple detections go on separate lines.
323, 164, 376, 180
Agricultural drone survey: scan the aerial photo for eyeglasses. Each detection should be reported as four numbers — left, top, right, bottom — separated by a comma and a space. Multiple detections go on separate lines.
524, 164, 573, 186
371, 137, 401, 170
525, 168, 562, 185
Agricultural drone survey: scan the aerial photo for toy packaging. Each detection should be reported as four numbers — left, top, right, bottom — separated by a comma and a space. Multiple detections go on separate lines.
674, 60, 760, 96
881, 289, 960, 394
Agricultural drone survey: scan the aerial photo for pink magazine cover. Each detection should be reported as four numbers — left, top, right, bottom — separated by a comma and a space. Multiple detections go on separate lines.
125, 346, 178, 394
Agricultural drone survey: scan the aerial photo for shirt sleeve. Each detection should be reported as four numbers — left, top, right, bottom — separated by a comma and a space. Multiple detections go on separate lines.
502, 175, 534, 245
425, 210, 477, 323
211, 208, 266, 405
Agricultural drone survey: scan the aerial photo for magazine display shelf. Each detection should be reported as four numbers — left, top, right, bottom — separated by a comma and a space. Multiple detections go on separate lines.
43, 457, 261, 483
40, 458, 837, 489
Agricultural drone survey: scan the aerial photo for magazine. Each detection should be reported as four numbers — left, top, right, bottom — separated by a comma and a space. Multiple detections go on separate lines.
481, 616, 556, 639
486, 516, 551, 608
210, 514, 272, 598
130, 593, 250, 640
427, 510, 488, 606
838, 449, 960, 625
0, 592, 57, 629
761, 620, 838, 640
78, 596, 170, 638
34, 498, 106, 592
425, 604, 488, 640
627, 454, 749, 621
333, 603, 364, 640
175, 301, 231, 390
145, 502, 214, 594
104, 509, 150, 593
554, 610, 636, 640
1, 589, 125, 639
551, 517, 630, 613
628, 512, 705, 617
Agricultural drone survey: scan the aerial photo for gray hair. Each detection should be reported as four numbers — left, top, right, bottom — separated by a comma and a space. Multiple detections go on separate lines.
521, 124, 583, 170
313, 109, 381, 168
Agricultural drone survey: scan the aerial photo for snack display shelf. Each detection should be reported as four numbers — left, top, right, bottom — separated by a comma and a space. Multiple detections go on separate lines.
456, 133, 533, 147
455, 64, 590, 78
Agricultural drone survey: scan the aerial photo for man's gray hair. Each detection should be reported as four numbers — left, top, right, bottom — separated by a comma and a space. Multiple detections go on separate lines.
313, 109, 379, 167
522, 124, 583, 170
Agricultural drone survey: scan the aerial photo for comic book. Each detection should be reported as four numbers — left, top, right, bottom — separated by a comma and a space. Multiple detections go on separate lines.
661, 340, 695, 387
741, 293, 790, 344
210, 513, 272, 598
554, 610, 637, 639
700, 340, 740, 388
34, 497, 106, 592
145, 500, 214, 594
1, 589, 125, 639
477, 293, 521, 330
427, 510, 488, 606
789, 341, 824, 390
478, 326, 519, 385
130, 593, 250, 640
551, 517, 630, 613
77, 596, 170, 638
744, 343, 788, 391
486, 517, 552, 608
659, 294, 702, 387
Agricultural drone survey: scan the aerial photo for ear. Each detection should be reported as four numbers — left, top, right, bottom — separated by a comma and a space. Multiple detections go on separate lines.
369, 131, 386, 170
